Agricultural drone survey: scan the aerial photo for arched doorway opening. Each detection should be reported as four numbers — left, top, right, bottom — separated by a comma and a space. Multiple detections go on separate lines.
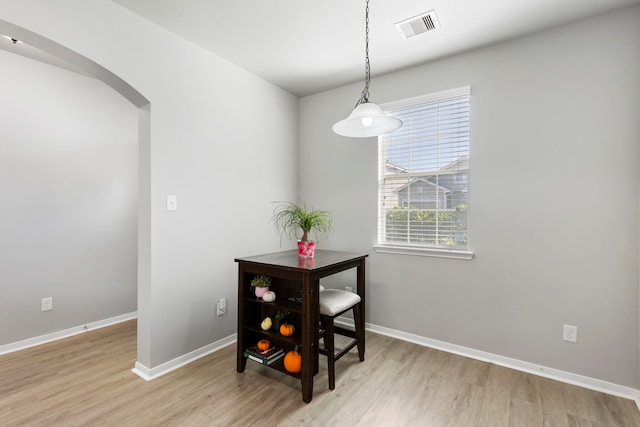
0, 19, 150, 367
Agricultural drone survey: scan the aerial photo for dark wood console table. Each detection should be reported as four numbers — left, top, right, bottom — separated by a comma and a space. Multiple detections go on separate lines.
235, 250, 368, 403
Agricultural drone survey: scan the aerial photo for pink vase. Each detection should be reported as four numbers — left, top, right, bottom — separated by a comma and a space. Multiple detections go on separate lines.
254, 286, 269, 298
297, 241, 316, 258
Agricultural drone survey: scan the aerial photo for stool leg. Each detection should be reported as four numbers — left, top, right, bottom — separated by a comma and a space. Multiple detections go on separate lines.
353, 303, 364, 362
320, 317, 327, 350
325, 317, 336, 390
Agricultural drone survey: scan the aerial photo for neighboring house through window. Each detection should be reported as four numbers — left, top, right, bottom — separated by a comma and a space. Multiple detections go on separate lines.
375, 86, 473, 259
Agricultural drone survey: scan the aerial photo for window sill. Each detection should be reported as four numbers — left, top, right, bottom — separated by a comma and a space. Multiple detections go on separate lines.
373, 244, 474, 260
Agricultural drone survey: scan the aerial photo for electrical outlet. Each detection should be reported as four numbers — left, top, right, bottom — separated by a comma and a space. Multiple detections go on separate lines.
345, 286, 353, 293
41, 297, 53, 312
216, 298, 227, 316
563, 324, 577, 343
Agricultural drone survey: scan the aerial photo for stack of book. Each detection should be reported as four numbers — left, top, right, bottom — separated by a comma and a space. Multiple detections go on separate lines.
243, 345, 284, 365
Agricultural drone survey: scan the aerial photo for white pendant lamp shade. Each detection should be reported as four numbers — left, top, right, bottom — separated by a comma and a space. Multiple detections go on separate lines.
333, 102, 403, 137
332, 0, 403, 138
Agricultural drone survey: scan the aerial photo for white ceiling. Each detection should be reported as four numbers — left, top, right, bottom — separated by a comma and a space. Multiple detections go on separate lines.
110, 0, 639, 97
2, 1, 638, 97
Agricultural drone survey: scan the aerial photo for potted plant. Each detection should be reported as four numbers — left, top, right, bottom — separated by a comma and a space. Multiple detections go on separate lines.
250, 275, 272, 298
274, 310, 290, 329
271, 201, 333, 258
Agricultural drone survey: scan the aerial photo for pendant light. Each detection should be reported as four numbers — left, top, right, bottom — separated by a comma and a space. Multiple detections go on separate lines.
333, 0, 402, 138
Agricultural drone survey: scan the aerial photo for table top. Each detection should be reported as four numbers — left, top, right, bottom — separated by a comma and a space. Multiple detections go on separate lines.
235, 249, 368, 271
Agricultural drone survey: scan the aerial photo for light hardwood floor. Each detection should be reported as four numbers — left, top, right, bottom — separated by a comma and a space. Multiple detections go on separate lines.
1, 320, 639, 426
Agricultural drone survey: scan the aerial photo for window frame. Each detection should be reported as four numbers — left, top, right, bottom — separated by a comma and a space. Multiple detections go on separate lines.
374, 86, 474, 260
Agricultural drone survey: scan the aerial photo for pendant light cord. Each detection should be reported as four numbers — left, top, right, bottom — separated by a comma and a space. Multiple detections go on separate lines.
333, 0, 403, 136
358, 0, 370, 106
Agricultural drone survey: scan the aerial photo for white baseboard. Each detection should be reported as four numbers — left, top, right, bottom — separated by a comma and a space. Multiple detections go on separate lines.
342, 318, 640, 406
0, 312, 137, 355
132, 333, 237, 381
20, 312, 630, 411
132, 315, 639, 408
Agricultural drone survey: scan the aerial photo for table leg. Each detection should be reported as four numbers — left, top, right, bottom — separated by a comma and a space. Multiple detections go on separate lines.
356, 260, 366, 357
300, 273, 317, 403
237, 264, 246, 372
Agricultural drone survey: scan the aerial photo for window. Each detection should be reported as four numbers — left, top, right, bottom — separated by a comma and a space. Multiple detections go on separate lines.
375, 87, 472, 259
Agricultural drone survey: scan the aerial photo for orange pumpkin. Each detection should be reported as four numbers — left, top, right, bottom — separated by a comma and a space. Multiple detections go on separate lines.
284, 346, 302, 373
257, 339, 271, 351
279, 323, 295, 337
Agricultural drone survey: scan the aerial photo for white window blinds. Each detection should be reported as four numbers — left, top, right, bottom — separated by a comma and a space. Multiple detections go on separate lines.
377, 87, 471, 253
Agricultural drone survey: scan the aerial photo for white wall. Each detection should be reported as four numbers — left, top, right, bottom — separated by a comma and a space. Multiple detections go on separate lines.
0, 49, 138, 344
300, 6, 640, 388
3, 0, 637, 390
0, 0, 299, 368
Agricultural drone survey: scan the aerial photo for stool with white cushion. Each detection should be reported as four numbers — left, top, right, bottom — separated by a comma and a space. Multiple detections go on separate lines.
318, 288, 365, 390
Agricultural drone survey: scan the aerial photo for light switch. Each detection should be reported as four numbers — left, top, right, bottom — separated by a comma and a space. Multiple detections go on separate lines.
166, 195, 177, 211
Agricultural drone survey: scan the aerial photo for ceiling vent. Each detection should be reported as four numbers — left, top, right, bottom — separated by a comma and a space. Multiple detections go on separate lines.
395, 10, 441, 39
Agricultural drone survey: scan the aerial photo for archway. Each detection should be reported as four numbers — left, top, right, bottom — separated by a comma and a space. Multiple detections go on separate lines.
0, 19, 150, 368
